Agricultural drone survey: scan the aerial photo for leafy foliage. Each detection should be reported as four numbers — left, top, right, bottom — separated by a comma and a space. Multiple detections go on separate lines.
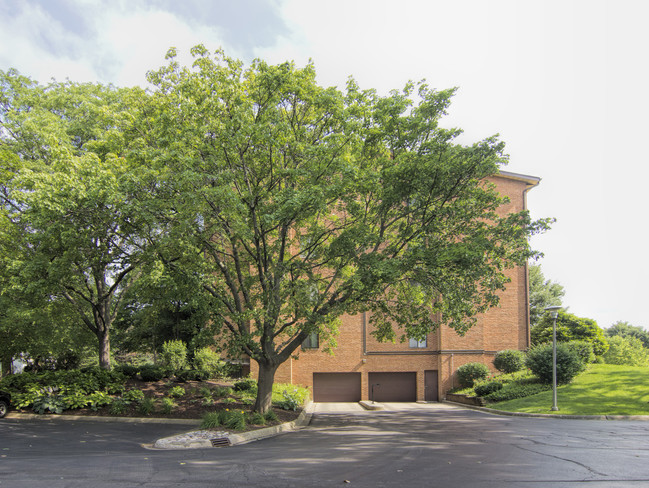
528, 264, 565, 327
160, 340, 188, 373
531, 310, 609, 356
525, 343, 587, 385
605, 321, 649, 349
456, 362, 490, 388
493, 349, 525, 373
192, 347, 225, 378
474, 381, 503, 397
603, 336, 649, 366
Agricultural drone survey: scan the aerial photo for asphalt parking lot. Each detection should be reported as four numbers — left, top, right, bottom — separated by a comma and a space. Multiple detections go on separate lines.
1, 402, 649, 487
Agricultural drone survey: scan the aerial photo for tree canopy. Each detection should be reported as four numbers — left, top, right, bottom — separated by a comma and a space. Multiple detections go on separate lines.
1, 48, 551, 412
528, 264, 565, 326
531, 310, 609, 356
134, 46, 550, 412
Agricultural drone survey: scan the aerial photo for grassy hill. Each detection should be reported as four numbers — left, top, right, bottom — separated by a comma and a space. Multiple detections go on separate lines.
492, 364, 649, 416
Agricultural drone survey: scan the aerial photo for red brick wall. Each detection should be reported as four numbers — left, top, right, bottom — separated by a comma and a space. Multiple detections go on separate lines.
250, 173, 535, 401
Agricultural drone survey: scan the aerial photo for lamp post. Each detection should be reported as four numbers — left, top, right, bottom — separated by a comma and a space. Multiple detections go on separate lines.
545, 305, 562, 411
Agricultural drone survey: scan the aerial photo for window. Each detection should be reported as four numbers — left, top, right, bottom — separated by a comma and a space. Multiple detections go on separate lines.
302, 332, 319, 349
409, 337, 427, 348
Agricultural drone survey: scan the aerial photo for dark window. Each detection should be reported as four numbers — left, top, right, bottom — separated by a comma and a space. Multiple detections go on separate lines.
302, 332, 319, 349
409, 337, 427, 348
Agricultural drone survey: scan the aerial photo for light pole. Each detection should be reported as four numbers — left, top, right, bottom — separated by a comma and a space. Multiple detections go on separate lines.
545, 305, 562, 411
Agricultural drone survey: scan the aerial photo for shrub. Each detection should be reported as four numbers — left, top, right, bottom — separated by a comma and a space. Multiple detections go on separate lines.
176, 369, 210, 382
192, 347, 225, 378
456, 362, 490, 388
115, 364, 140, 379
62, 390, 91, 410
603, 336, 649, 366
214, 386, 234, 398
139, 365, 168, 382
474, 381, 503, 397
160, 340, 188, 373
525, 343, 586, 385
484, 382, 551, 402
565, 340, 595, 364
233, 378, 257, 392
168, 386, 186, 398
493, 350, 525, 374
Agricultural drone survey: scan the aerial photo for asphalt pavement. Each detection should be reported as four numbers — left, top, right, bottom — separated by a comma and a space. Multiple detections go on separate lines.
1, 402, 649, 487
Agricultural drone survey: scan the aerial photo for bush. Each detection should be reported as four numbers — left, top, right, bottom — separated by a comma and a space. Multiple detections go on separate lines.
565, 340, 596, 364
233, 378, 258, 392
603, 336, 649, 366
493, 350, 525, 373
525, 343, 586, 385
192, 347, 224, 378
200, 411, 223, 429
160, 340, 188, 373
474, 381, 503, 397
456, 362, 490, 388
484, 382, 551, 402
138, 365, 168, 382
115, 364, 140, 379
176, 369, 210, 382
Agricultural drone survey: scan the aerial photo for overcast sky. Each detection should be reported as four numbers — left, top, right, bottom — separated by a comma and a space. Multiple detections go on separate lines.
1, 0, 646, 330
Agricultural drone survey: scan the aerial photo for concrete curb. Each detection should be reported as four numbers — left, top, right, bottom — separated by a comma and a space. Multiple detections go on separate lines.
4, 411, 200, 425
152, 401, 315, 450
442, 400, 649, 421
359, 401, 384, 410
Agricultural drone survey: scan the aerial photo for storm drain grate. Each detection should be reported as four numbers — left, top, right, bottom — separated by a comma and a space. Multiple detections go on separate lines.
211, 437, 231, 447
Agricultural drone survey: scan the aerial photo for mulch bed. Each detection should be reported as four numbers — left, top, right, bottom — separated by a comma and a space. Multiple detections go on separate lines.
16, 378, 301, 432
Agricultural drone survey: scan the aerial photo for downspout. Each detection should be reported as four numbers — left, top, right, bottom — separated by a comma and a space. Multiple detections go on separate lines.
523, 179, 540, 350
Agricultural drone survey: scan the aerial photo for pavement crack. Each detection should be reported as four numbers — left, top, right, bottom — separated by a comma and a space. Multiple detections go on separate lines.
514, 444, 609, 478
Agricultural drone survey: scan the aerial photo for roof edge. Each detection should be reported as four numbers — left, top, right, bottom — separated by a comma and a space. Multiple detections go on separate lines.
495, 170, 541, 188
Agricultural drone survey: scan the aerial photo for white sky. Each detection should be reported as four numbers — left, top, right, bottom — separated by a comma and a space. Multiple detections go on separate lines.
1, 0, 646, 329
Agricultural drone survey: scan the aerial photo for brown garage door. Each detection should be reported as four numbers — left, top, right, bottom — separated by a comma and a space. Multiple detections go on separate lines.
368, 372, 417, 402
313, 373, 362, 402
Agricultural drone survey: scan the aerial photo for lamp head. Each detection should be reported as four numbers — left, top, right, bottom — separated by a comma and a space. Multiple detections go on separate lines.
544, 305, 562, 319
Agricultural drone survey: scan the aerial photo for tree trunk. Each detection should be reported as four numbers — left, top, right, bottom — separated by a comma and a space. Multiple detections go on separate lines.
253, 360, 278, 414
98, 330, 111, 370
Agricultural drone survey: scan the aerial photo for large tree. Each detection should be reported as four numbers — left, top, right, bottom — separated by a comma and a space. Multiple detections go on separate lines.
528, 263, 565, 326
0, 70, 148, 369
138, 47, 550, 413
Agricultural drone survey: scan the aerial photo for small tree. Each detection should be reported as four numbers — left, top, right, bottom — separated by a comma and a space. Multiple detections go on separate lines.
160, 340, 188, 373
531, 310, 608, 357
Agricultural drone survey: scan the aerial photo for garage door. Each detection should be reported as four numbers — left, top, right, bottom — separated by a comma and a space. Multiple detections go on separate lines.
313, 373, 361, 402
368, 372, 417, 402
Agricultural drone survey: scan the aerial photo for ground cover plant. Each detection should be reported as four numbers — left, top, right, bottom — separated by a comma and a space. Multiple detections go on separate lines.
0, 369, 307, 431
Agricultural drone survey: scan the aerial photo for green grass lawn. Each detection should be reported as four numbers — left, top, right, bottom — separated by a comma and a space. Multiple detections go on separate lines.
492, 364, 649, 415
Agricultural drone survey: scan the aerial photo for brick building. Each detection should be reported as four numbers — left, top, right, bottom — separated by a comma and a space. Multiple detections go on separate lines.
250, 170, 540, 402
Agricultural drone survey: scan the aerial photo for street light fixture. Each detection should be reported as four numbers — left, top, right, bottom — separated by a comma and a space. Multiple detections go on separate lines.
545, 305, 563, 411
